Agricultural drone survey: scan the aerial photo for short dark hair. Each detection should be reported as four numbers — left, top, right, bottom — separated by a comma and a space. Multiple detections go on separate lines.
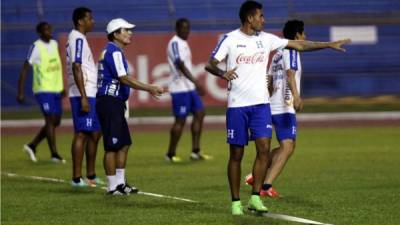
239, 1, 263, 24
175, 18, 189, 30
107, 28, 122, 41
283, 20, 304, 40
36, 21, 49, 34
72, 7, 92, 27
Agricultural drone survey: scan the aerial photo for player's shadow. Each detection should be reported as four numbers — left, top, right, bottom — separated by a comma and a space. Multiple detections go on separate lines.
276, 195, 323, 208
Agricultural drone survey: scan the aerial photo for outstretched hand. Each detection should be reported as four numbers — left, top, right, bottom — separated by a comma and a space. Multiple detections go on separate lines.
149, 85, 168, 100
330, 39, 351, 52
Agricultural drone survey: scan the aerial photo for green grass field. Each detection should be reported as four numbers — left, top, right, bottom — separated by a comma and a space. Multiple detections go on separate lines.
1, 127, 400, 225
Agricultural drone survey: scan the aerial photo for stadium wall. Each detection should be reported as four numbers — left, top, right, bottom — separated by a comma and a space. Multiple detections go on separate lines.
2, 0, 400, 110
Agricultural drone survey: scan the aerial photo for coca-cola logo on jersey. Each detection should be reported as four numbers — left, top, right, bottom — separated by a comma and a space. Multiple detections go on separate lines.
236, 52, 266, 64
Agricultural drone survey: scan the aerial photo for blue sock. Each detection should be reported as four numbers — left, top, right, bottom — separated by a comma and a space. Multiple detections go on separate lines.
262, 183, 272, 191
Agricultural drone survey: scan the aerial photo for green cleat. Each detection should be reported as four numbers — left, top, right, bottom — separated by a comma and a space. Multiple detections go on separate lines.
248, 195, 268, 212
231, 200, 244, 215
165, 155, 183, 163
190, 152, 213, 161
86, 177, 106, 187
71, 178, 88, 188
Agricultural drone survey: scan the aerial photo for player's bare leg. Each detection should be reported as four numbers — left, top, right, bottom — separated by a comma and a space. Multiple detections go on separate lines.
116, 145, 129, 170
86, 131, 101, 177
191, 110, 204, 151
29, 127, 46, 148
252, 137, 271, 193
45, 115, 61, 156
265, 140, 295, 184
228, 144, 244, 200
71, 132, 87, 179
85, 131, 102, 186
166, 118, 186, 161
115, 145, 138, 193
247, 137, 270, 212
104, 151, 116, 176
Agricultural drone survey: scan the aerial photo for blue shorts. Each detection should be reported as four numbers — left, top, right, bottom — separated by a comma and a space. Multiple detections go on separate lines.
171, 90, 204, 118
226, 104, 273, 146
70, 97, 101, 133
35, 93, 62, 116
272, 113, 297, 142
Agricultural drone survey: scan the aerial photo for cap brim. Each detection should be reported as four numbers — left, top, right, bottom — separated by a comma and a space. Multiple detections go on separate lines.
123, 24, 135, 29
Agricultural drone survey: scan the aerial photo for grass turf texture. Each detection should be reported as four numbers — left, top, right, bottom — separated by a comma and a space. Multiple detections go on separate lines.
1, 127, 399, 225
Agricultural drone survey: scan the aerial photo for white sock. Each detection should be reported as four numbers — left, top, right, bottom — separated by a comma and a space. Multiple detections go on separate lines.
107, 175, 118, 191
116, 168, 125, 185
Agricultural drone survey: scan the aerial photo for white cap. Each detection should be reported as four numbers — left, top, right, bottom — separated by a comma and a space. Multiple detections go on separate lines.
106, 18, 135, 34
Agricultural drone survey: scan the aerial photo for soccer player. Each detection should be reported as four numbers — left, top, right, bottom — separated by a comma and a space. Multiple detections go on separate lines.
245, 20, 307, 198
96, 18, 166, 195
66, 7, 103, 187
165, 18, 211, 162
205, 1, 350, 215
17, 21, 66, 163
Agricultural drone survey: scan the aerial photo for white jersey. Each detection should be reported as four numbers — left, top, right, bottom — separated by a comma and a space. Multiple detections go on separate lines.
211, 29, 288, 108
66, 29, 98, 97
27, 39, 59, 65
268, 49, 302, 115
167, 35, 195, 93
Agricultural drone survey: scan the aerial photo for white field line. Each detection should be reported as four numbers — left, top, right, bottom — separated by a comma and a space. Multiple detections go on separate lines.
261, 212, 334, 225
3, 172, 197, 203
2, 111, 400, 128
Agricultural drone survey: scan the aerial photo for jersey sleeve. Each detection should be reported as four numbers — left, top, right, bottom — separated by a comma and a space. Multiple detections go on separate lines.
27, 44, 39, 65
111, 51, 128, 77
283, 49, 298, 71
267, 33, 289, 52
170, 41, 181, 64
70, 38, 84, 64
210, 34, 229, 61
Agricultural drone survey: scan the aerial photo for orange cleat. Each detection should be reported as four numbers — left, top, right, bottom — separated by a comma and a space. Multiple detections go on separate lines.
244, 173, 254, 186
260, 187, 280, 198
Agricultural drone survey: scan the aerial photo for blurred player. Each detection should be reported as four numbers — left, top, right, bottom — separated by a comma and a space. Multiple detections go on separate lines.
245, 20, 306, 198
205, 1, 350, 215
66, 7, 103, 187
17, 21, 66, 163
97, 18, 166, 195
165, 18, 211, 162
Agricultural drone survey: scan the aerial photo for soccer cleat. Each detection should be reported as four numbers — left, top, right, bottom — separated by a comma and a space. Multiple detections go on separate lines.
23, 144, 37, 162
107, 186, 126, 195
244, 173, 253, 186
51, 154, 66, 164
248, 195, 268, 212
71, 178, 88, 187
165, 155, 183, 163
231, 201, 244, 215
190, 152, 213, 161
121, 181, 139, 194
260, 187, 280, 198
86, 177, 106, 187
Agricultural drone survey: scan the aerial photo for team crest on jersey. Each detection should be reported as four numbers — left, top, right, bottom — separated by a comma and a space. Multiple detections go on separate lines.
256, 40, 264, 49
